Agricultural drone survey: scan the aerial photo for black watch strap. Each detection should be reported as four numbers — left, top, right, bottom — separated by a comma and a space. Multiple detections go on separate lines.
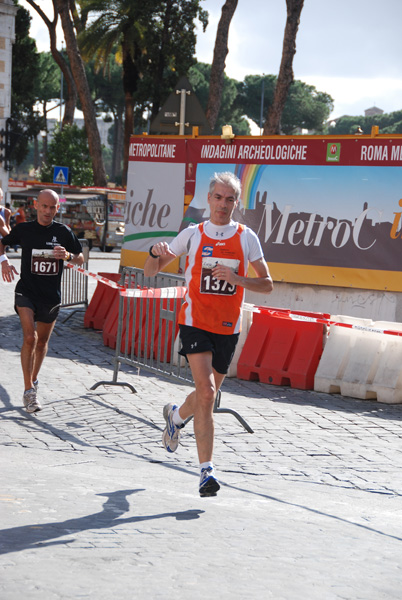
149, 246, 158, 259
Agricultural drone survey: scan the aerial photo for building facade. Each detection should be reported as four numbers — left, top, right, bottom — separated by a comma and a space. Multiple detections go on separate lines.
0, 0, 18, 195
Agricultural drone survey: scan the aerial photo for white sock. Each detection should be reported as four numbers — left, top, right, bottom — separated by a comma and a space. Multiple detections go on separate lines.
200, 461, 213, 472
172, 407, 184, 426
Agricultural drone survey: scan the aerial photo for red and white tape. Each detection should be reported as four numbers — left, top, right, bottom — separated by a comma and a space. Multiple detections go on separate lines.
65, 263, 126, 290
254, 306, 402, 338
65, 263, 186, 299
67, 265, 402, 337
120, 286, 186, 299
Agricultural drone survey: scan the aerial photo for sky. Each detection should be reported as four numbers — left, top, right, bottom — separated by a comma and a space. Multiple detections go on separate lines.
24, 0, 402, 122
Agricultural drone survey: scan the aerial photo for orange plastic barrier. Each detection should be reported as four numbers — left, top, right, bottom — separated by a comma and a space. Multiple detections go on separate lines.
237, 310, 325, 389
101, 294, 122, 348
84, 273, 122, 330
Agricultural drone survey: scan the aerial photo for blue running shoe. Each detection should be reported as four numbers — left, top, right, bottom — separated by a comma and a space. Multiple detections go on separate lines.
199, 466, 220, 497
162, 403, 184, 453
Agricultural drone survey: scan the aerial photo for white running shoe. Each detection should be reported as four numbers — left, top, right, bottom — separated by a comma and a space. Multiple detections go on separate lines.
162, 403, 184, 453
23, 388, 42, 414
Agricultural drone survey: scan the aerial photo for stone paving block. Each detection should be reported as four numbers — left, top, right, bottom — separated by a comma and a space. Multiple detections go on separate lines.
2, 274, 402, 599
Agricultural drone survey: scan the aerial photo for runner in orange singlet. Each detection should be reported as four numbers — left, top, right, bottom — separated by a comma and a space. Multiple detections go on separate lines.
144, 172, 273, 497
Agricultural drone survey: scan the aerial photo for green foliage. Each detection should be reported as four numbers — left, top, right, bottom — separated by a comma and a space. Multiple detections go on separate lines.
136, 0, 208, 115
331, 110, 402, 135
282, 82, 334, 134
10, 3, 42, 166
235, 74, 334, 134
235, 74, 277, 129
381, 120, 402, 134
39, 124, 95, 186
35, 52, 62, 114
79, 0, 208, 116
188, 65, 333, 135
189, 62, 250, 135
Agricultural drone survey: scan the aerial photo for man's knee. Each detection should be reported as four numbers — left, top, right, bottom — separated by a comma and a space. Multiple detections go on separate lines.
36, 337, 49, 352
196, 383, 216, 409
23, 330, 37, 347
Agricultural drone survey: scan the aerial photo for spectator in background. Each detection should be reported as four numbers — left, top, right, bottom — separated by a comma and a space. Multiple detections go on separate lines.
14, 203, 26, 225
0, 213, 9, 238
0, 188, 11, 232
5, 203, 16, 228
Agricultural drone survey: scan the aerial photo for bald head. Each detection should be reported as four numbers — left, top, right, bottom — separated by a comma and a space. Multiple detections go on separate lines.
37, 189, 59, 204
35, 189, 60, 226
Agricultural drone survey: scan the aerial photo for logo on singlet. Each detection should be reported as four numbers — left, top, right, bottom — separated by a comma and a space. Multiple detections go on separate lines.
222, 321, 233, 327
202, 245, 213, 257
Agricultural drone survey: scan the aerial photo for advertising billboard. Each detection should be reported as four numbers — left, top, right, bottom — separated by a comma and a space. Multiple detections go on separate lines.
124, 135, 402, 291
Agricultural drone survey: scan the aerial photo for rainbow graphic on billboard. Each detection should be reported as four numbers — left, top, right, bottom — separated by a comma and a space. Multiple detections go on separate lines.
235, 164, 266, 210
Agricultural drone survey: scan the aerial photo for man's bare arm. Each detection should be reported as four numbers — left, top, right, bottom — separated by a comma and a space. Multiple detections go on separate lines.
143, 242, 177, 277
211, 257, 274, 294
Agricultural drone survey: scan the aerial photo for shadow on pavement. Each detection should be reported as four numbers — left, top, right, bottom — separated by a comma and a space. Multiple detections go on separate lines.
0, 489, 204, 555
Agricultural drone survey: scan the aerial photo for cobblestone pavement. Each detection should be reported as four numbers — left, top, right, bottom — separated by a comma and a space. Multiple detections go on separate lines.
1, 255, 402, 599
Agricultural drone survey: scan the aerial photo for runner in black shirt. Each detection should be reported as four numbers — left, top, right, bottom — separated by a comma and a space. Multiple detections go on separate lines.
0, 189, 84, 413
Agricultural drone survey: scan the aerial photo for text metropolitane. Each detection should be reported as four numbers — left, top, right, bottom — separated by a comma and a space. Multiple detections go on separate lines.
129, 143, 177, 158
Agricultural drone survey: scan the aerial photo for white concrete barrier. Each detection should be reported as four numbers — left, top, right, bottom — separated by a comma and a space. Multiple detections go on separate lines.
314, 316, 374, 396
369, 320, 402, 404
314, 315, 402, 404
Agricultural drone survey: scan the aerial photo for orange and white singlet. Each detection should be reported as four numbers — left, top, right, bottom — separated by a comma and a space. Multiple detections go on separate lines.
169, 220, 263, 335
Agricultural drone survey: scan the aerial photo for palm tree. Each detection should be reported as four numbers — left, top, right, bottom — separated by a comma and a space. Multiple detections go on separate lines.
26, 0, 107, 187
78, 0, 207, 183
263, 0, 305, 135
25, 0, 77, 126
79, 0, 147, 183
205, 0, 238, 131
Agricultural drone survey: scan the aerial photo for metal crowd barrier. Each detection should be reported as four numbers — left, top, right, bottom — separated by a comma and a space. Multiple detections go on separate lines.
91, 266, 253, 433
60, 239, 89, 319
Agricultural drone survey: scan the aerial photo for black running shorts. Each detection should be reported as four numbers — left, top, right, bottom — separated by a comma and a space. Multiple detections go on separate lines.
178, 324, 239, 375
15, 293, 60, 323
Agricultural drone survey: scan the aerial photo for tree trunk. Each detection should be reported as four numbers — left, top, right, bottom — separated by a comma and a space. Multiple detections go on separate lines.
42, 130, 48, 164
25, 0, 77, 126
151, 0, 173, 120
56, 0, 107, 187
121, 39, 141, 186
54, 48, 76, 127
205, 0, 238, 131
263, 0, 304, 135
112, 109, 124, 182
33, 135, 39, 170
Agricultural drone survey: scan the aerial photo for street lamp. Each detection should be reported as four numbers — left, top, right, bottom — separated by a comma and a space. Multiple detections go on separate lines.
260, 74, 265, 135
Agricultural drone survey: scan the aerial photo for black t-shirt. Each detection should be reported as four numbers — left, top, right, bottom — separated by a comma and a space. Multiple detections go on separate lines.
1, 220, 82, 305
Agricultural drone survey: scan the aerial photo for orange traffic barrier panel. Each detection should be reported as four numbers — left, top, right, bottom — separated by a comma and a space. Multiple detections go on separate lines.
154, 297, 181, 362
101, 294, 121, 349
237, 310, 325, 389
84, 273, 122, 330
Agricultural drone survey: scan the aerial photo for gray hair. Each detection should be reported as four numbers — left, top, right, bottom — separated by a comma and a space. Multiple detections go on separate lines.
209, 172, 241, 200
